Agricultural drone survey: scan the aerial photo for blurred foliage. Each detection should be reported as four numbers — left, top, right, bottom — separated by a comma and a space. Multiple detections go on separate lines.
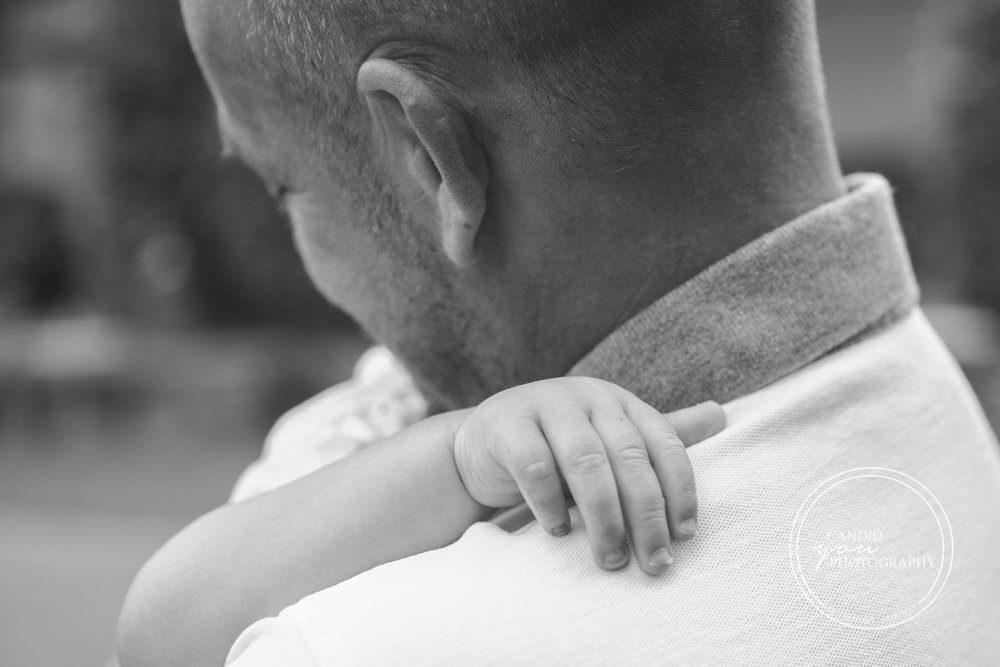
0, 0, 352, 327
1, 0, 998, 327
0, 189, 71, 313
934, 0, 1000, 315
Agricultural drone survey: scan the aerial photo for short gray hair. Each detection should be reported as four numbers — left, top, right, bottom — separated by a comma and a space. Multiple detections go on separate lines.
243, 0, 789, 174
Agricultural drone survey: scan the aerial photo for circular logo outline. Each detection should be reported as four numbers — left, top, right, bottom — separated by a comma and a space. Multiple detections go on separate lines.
788, 467, 954, 630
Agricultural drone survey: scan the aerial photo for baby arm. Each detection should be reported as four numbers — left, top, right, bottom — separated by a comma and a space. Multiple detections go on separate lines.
117, 379, 723, 667
118, 408, 485, 667
456, 377, 724, 574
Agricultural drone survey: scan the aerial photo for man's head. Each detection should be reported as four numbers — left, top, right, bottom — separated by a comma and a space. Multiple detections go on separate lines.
181, 0, 843, 409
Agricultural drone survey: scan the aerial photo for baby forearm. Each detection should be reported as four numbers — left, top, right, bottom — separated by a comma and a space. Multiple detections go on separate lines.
117, 409, 492, 667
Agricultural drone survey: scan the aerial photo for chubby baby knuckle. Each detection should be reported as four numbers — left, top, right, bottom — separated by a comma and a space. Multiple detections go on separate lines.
567, 449, 610, 475
529, 377, 573, 399
583, 377, 615, 394
652, 428, 685, 450
495, 424, 538, 454
494, 412, 532, 437
612, 438, 650, 466
583, 495, 621, 522
475, 392, 506, 416
659, 441, 692, 469
679, 476, 699, 502
666, 475, 698, 508
561, 377, 609, 402
635, 503, 670, 527
531, 494, 563, 516
517, 457, 557, 481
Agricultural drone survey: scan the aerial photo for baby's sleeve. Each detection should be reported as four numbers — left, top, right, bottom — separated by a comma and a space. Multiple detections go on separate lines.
228, 346, 428, 502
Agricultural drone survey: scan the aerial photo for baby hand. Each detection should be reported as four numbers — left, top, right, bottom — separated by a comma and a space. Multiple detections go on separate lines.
453, 377, 725, 576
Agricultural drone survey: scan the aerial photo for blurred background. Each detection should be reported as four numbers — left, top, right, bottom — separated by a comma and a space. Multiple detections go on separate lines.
1, 0, 998, 665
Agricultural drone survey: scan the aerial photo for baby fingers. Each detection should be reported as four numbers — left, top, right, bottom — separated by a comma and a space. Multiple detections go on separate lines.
539, 411, 630, 571
501, 425, 572, 537
590, 408, 675, 575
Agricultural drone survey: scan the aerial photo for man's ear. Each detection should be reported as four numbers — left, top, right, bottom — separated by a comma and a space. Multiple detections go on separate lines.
357, 58, 488, 268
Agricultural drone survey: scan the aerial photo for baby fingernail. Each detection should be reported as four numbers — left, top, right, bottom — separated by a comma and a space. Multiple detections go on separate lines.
603, 548, 628, 569
649, 548, 674, 568
550, 522, 570, 537
680, 518, 698, 536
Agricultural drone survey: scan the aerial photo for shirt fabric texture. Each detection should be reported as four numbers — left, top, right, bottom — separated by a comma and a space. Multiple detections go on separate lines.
226, 174, 1000, 666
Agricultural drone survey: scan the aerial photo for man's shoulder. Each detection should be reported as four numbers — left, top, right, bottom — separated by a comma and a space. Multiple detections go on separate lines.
226, 310, 1000, 666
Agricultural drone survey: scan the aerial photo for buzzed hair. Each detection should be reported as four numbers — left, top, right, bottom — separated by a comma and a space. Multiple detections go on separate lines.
243, 0, 798, 173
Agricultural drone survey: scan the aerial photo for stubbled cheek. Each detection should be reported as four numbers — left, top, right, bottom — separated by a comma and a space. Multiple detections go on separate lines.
287, 207, 383, 315
287, 199, 335, 255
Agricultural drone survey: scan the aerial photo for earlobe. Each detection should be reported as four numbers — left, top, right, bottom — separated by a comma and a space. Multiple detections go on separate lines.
438, 183, 478, 267
357, 58, 487, 268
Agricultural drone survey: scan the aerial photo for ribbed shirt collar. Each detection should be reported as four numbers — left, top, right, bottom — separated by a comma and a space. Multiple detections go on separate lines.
567, 173, 920, 412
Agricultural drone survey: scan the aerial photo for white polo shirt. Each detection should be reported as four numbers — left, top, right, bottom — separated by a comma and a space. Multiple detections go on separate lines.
226, 175, 1000, 665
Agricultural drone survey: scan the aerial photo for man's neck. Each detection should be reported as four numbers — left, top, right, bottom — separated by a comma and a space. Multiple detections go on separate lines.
512, 115, 846, 388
